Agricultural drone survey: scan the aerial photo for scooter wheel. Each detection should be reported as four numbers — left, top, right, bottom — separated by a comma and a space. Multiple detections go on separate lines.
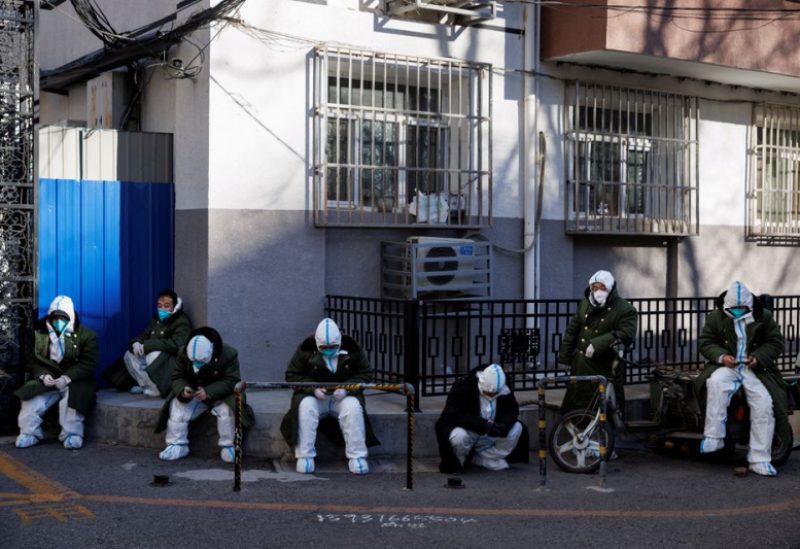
548, 409, 615, 474
771, 421, 793, 467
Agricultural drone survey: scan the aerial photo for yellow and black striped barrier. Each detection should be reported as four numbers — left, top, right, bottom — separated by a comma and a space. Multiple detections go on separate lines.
535, 374, 610, 490
232, 381, 416, 492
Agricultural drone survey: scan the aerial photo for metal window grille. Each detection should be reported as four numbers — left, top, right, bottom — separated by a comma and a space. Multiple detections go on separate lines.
0, 0, 36, 429
565, 82, 699, 236
747, 104, 800, 244
313, 46, 492, 227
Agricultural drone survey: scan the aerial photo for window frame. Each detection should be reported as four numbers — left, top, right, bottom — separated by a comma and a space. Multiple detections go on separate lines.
747, 103, 800, 243
312, 46, 492, 228
564, 82, 698, 236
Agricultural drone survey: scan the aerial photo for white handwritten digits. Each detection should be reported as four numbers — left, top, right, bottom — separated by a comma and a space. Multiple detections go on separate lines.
315, 513, 477, 527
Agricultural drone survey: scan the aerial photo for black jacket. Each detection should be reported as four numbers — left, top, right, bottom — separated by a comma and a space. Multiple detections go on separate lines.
435, 365, 529, 473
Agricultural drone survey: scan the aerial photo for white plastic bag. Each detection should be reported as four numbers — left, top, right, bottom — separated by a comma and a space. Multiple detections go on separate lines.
409, 192, 449, 223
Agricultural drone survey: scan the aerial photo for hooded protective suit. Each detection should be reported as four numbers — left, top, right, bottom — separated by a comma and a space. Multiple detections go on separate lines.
559, 270, 638, 413
695, 282, 787, 475
14, 296, 99, 449
124, 295, 192, 397
435, 364, 529, 473
279, 318, 379, 475
154, 327, 254, 462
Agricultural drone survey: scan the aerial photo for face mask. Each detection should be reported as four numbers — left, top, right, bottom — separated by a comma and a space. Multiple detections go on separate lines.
53, 318, 68, 334
320, 346, 339, 358
192, 360, 206, 373
728, 307, 749, 319
158, 309, 172, 321
592, 290, 609, 307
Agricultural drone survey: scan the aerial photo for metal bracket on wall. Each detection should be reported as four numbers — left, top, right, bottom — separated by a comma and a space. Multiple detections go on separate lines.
385, 0, 496, 25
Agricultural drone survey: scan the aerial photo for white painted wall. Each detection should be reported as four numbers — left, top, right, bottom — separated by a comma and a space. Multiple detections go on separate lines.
207, 0, 527, 217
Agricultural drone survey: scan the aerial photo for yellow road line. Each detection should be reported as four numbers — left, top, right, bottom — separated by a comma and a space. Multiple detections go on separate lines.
2, 450, 800, 520
0, 450, 93, 525
80, 493, 800, 519
0, 451, 77, 497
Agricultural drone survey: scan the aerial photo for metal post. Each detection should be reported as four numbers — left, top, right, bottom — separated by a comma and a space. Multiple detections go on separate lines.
230, 381, 414, 492
406, 390, 415, 490
597, 382, 608, 490
537, 381, 547, 489
403, 299, 421, 411
233, 388, 243, 492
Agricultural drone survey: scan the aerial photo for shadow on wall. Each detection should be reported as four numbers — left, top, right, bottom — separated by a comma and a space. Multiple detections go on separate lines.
203, 209, 325, 383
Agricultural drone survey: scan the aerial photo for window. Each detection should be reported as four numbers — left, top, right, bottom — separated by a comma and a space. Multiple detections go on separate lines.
313, 47, 491, 227
747, 104, 800, 243
565, 83, 699, 236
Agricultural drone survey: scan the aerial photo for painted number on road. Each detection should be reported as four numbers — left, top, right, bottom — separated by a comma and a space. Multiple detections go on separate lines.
316, 513, 477, 528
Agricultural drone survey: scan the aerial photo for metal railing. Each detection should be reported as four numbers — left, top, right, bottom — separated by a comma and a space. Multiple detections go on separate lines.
312, 46, 492, 228
0, 1, 36, 432
564, 82, 699, 237
327, 295, 800, 397
747, 103, 800, 244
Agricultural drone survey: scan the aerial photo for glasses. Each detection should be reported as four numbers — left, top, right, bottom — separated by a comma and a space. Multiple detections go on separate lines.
318, 344, 339, 350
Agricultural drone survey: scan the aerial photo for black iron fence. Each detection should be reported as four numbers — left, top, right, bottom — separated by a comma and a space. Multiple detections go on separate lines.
326, 295, 800, 397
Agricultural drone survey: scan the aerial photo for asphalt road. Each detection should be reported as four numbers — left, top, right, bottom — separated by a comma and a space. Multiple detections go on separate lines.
1, 437, 799, 549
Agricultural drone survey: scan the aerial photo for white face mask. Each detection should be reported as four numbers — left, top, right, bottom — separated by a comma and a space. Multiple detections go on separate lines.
592, 290, 609, 306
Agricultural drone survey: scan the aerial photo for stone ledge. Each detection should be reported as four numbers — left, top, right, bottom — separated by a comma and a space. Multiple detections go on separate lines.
86, 389, 549, 459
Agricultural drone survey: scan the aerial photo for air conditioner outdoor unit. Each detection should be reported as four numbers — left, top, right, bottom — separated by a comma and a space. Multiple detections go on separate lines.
381, 237, 492, 300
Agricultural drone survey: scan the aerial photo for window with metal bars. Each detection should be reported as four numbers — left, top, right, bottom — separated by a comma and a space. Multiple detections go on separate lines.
747, 104, 800, 243
565, 82, 699, 236
313, 47, 492, 227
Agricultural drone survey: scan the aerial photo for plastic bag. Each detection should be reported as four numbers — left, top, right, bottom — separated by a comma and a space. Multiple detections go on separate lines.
409, 192, 449, 223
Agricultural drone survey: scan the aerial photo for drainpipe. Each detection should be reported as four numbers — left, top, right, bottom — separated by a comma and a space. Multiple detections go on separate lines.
522, 3, 541, 301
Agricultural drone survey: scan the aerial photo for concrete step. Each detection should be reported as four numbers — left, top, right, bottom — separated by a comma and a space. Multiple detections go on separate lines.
87, 389, 555, 460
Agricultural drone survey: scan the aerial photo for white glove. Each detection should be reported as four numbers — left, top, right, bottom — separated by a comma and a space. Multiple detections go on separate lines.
332, 388, 347, 401
585, 344, 595, 358
132, 342, 145, 356
53, 375, 71, 390
313, 388, 328, 400
41, 374, 56, 387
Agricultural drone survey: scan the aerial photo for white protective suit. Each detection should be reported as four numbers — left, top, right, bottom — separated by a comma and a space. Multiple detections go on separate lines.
159, 335, 236, 463
16, 296, 86, 450
448, 364, 523, 471
124, 297, 184, 397
295, 318, 368, 475
700, 282, 776, 476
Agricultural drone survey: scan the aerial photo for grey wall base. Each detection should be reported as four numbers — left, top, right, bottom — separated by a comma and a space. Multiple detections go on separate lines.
86, 389, 547, 460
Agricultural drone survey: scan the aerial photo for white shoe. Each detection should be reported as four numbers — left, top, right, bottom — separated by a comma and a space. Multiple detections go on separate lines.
15, 434, 39, 448
143, 388, 160, 398
348, 458, 369, 475
748, 462, 777, 477
220, 446, 235, 463
63, 435, 83, 449
700, 437, 724, 454
129, 386, 145, 394
471, 455, 509, 471
296, 457, 315, 474
159, 444, 189, 461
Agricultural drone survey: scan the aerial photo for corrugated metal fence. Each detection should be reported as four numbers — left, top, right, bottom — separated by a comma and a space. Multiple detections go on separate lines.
37, 126, 174, 383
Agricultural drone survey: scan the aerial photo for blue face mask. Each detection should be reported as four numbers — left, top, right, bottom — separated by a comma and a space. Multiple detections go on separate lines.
53, 318, 68, 334
320, 346, 339, 358
158, 309, 172, 321
728, 307, 749, 319
192, 360, 206, 373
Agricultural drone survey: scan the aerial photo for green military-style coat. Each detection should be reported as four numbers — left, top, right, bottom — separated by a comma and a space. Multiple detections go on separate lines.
130, 309, 192, 397
558, 286, 638, 413
155, 329, 253, 433
14, 319, 99, 417
695, 296, 789, 432
279, 335, 380, 448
